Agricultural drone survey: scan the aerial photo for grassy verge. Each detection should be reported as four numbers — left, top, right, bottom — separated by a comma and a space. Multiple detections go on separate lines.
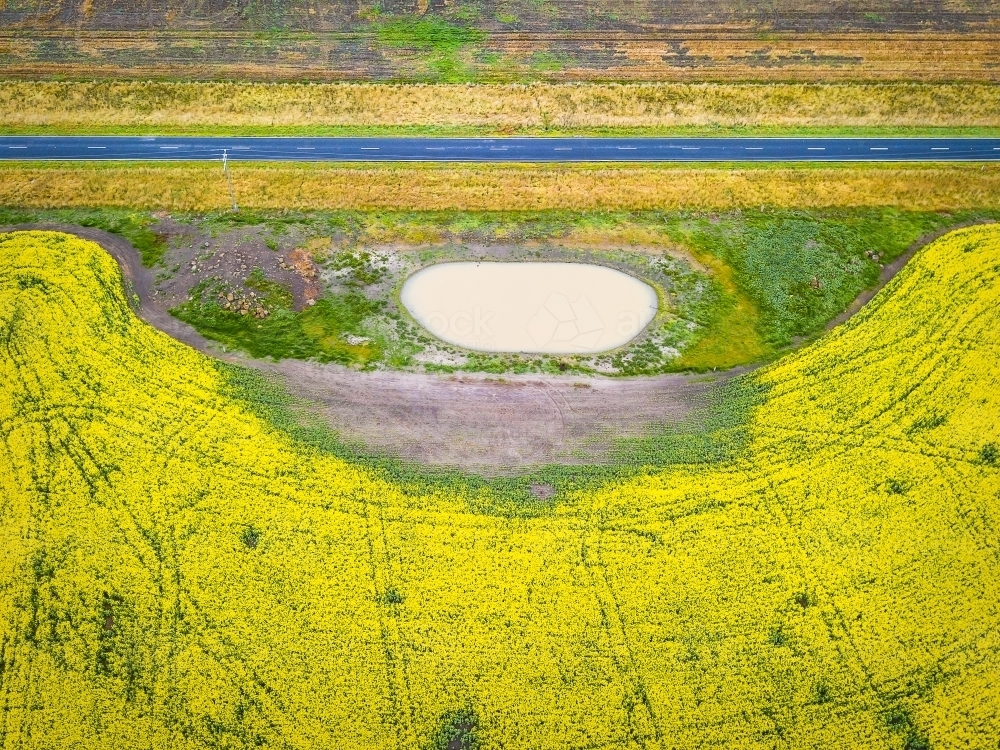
3, 162, 1000, 213
4, 124, 1000, 138
3, 81, 999, 136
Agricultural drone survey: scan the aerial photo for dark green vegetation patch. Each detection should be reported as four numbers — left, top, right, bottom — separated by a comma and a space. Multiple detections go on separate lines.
172, 280, 386, 366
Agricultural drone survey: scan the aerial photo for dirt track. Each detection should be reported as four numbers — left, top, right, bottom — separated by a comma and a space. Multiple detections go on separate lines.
4, 223, 736, 472
9, 221, 978, 473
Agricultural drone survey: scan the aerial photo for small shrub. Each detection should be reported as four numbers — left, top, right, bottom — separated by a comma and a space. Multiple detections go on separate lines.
980, 442, 998, 466
905, 733, 931, 750
328, 249, 386, 286
768, 627, 788, 646
885, 708, 910, 731
884, 706, 930, 749
429, 707, 479, 750
907, 412, 947, 433
812, 680, 832, 704
384, 588, 403, 605
17, 274, 48, 291
886, 478, 908, 495
240, 526, 261, 550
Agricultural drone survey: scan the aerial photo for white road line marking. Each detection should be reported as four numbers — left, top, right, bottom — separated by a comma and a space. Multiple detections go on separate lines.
87, 146, 107, 149
490, 147, 508, 151
618, 146, 637, 150
745, 147, 763, 150
553, 148, 571, 151
160, 146, 180, 149
297, 147, 315, 150
360, 147, 379, 150
931, 147, 949, 151
681, 147, 699, 150
8, 146, 27, 149
807, 147, 825, 151
230, 146, 250, 150
870, 147, 889, 151
426, 147, 446, 150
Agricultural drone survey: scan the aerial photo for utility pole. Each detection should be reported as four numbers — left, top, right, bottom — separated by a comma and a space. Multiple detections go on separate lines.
222, 149, 238, 212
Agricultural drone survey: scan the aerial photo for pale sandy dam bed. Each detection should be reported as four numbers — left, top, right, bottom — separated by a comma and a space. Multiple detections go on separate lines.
400, 261, 658, 354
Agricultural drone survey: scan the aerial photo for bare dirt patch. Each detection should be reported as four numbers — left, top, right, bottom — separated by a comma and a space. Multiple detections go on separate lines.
144, 216, 321, 313
259, 360, 723, 469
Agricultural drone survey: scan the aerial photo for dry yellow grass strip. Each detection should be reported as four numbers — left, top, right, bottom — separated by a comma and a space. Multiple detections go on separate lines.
3, 81, 1000, 133
3, 162, 1000, 212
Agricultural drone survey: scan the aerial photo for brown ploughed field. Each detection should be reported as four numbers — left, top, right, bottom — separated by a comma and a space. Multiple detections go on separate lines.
1, 0, 999, 81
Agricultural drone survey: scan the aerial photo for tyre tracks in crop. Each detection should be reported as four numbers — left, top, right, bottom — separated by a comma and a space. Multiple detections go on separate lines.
579, 496, 665, 749
363, 501, 418, 750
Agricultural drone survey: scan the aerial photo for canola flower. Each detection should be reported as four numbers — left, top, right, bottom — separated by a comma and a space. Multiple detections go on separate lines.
0, 227, 998, 749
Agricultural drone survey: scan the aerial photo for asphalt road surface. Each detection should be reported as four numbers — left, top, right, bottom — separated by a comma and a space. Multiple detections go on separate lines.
2, 136, 999, 162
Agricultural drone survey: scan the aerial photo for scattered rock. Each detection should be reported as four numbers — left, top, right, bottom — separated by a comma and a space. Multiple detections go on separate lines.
530, 483, 556, 500
289, 248, 319, 280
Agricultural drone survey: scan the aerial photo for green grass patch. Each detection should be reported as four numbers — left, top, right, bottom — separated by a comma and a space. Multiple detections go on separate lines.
374, 16, 486, 82
0, 206, 167, 266
660, 207, 991, 351
171, 280, 384, 365
245, 267, 294, 308
673, 249, 769, 371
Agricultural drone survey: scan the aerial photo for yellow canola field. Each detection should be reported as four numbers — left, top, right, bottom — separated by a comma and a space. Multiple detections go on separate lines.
0, 226, 998, 749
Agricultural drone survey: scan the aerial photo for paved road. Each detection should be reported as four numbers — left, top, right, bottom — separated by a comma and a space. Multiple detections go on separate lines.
1, 136, 999, 162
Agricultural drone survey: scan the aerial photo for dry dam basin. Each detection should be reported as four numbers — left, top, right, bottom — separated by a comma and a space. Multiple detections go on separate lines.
400, 261, 659, 354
